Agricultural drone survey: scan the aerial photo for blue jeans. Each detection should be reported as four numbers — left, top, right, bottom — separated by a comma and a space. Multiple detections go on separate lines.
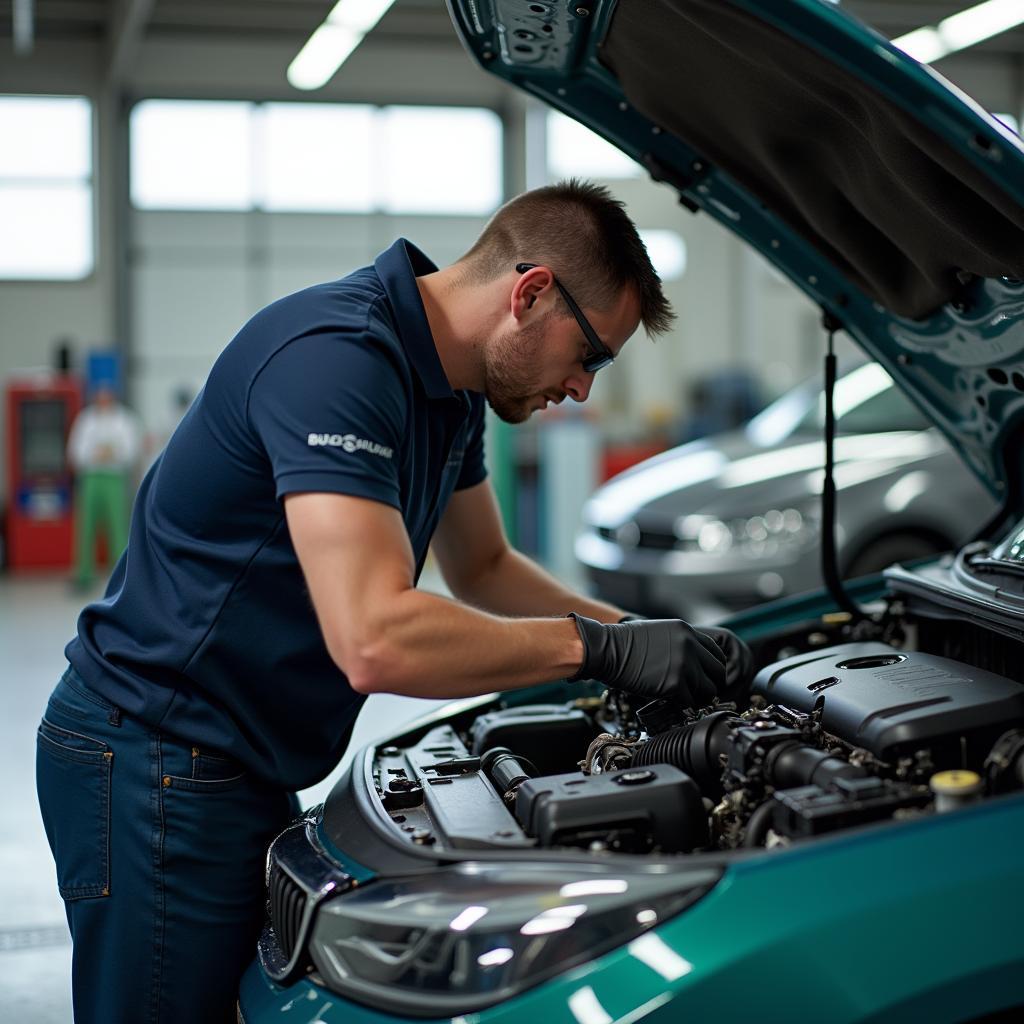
36, 667, 299, 1023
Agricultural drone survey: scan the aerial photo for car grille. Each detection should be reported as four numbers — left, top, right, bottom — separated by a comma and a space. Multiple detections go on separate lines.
597, 525, 679, 551
269, 863, 307, 964
638, 530, 678, 551
258, 817, 356, 984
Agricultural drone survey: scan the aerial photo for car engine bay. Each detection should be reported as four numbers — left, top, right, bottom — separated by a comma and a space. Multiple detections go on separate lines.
366, 531, 1024, 857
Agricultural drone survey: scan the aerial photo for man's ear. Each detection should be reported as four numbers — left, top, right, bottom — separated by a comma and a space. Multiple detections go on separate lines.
512, 265, 553, 321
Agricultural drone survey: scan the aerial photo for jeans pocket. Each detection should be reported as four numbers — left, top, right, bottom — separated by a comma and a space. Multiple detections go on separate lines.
162, 741, 248, 793
36, 718, 112, 900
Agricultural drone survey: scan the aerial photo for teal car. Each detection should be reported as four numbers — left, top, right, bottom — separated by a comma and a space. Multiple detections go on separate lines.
239, 1, 1024, 1021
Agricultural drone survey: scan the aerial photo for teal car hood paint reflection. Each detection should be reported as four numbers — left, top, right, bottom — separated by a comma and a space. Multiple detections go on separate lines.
240, 790, 1023, 1022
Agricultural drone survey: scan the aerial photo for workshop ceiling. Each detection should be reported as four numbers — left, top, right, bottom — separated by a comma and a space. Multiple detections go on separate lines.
0, 1, 1021, 87
2, 1, 1023, 51
0, 0, 453, 45
848, 0, 1024, 53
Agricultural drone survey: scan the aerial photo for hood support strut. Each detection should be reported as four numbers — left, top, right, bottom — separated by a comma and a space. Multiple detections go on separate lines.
821, 312, 865, 622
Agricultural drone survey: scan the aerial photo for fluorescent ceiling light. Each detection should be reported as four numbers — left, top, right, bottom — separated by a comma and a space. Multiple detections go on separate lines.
327, 0, 395, 33
892, 0, 1024, 63
942, 0, 1024, 49
287, 0, 396, 91
893, 27, 945, 63
287, 24, 361, 90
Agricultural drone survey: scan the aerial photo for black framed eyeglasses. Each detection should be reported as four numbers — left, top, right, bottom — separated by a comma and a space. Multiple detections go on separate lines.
516, 262, 615, 373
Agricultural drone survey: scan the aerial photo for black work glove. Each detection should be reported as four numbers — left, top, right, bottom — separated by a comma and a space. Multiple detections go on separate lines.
618, 615, 754, 699
694, 625, 755, 699
569, 614, 726, 707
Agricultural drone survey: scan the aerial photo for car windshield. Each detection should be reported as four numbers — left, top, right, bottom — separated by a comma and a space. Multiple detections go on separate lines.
745, 363, 930, 446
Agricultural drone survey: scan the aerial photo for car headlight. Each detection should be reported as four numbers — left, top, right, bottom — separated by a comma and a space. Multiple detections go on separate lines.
308, 861, 719, 1016
674, 506, 819, 557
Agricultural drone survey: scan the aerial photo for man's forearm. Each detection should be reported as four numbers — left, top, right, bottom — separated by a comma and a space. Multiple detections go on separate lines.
327, 586, 586, 699
447, 545, 627, 622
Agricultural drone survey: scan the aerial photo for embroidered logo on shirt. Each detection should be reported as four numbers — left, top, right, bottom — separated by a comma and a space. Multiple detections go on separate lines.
307, 432, 394, 459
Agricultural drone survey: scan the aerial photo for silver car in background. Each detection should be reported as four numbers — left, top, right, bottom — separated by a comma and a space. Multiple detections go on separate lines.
576, 362, 998, 621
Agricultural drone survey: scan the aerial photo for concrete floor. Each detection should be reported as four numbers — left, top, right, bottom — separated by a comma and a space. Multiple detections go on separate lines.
0, 571, 449, 1021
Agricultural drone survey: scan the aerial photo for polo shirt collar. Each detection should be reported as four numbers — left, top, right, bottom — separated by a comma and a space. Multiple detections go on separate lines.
375, 238, 455, 400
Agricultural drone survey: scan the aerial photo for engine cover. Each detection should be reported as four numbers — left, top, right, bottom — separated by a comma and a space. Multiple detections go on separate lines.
752, 642, 1024, 765
514, 764, 707, 853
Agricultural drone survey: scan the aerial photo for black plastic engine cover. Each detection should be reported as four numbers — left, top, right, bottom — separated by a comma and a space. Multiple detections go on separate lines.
470, 704, 597, 774
513, 765, 707, 853
752, 642, 1024, 765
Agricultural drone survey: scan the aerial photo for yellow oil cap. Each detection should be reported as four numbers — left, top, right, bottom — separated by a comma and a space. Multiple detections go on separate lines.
930, 770, 983, 795
821, 612, 853, 625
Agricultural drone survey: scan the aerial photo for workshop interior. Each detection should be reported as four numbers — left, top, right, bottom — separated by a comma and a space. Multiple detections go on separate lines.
3, 2, 1024, 1022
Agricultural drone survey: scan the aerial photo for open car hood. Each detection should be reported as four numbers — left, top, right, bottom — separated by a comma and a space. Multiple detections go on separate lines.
448, 0, 1024, 520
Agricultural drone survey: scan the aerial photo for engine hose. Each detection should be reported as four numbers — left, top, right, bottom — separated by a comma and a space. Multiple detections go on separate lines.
631, 711, 737, 798
481, 747, 535, 798
743, 800, 776, 848
984, 729, 1024, 794
767, 742, 866, 790
632, 714, 867, 800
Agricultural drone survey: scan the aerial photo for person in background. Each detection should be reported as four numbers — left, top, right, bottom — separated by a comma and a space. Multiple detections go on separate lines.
67, 383, 141, 587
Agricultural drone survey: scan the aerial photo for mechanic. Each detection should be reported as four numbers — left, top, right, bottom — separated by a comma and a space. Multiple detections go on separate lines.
36, 180, 752, 1023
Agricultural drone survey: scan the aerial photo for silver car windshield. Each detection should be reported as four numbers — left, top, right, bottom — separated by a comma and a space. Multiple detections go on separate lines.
745, 363, 930, 447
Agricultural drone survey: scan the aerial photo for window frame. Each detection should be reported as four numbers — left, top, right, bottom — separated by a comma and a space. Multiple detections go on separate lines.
0, 93, 96, 283
545, 109, 642, 182
128, 97, 505, 217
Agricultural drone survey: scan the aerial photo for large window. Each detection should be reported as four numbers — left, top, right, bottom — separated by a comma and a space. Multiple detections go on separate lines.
546, 111, 641, 181
639, 229, 687, 281
131, 101, 254, 210
261, 103, 376, 212
378, 106, 502, 214
0, 95, 93, 280
130, 100, 502, 215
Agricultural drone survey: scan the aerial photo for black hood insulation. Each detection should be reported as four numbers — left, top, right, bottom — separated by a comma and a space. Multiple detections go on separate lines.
600, 0, 1024, 319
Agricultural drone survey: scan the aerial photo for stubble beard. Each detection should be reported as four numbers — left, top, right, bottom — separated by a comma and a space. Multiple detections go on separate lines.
482, 317, 548, 425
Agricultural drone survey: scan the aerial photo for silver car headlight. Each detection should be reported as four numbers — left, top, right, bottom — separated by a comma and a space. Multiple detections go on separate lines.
674, 506, 819, 557
308, 861, 719, 1016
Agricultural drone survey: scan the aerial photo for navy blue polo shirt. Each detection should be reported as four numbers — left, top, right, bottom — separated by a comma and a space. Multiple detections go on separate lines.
67, 240, 487, 790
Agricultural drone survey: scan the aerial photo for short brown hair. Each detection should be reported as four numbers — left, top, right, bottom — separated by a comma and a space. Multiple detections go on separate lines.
458, 179, 675, 336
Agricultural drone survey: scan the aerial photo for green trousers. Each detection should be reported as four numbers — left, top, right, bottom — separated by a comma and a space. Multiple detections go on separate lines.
73, 470, 130, 585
